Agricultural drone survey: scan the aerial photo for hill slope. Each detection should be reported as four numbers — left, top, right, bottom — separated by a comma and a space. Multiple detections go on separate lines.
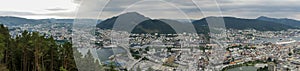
192, 17, 297, 31
96, 12, 179, 34
257, 16, 300, 28
0, 16, 43, 26
96, 13, 299, 34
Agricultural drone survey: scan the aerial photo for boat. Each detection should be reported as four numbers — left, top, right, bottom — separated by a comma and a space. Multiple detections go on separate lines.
103, 45, 118, 48
275, 39, 296, 45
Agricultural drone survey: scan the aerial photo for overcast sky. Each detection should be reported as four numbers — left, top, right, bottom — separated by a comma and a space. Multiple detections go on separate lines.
0, 0, 299, 20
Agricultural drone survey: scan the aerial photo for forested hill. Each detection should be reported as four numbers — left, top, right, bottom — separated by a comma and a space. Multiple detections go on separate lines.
0, 16, 43, 26
192, 17, 297, 31
97, 12, 298, 34
257, 16, 300, 28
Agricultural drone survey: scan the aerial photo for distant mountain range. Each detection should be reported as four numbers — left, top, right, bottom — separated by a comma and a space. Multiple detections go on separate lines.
257, 16, 300, 27
1, 13, 299, 34
97, 12, 299, 34
0, 16, 43, 26
0, 16, 101, 26
193, 17, 297, 31
96, 12, 195, 34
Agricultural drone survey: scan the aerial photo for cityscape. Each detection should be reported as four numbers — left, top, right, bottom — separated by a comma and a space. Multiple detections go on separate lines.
3, 12, 300, 71
1, 0, 300, 71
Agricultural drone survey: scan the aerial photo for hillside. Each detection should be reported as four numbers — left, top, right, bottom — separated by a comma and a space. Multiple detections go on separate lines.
257, 16, 300, 28
0, 16, 43, 26
96, 12, 178, 34
97, 13, 298, 34
192, 17, 297, 31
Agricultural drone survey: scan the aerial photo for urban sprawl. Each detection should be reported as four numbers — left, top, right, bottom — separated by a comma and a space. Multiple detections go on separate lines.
6, 23, 300, 71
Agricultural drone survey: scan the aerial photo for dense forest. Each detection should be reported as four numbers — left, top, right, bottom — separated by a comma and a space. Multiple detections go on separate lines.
0, 24, 121, 71
0, 25, 77, 71
0, 24, 79, 71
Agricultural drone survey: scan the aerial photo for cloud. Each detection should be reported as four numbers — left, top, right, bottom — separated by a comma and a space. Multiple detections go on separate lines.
46, 8, 68, 11
215, 0, 300, 19
73, 0, 81, 4
1, 0, 300, 20
0, 11, 37, 16
0, 11, 76, 19
73, 0, 205, 19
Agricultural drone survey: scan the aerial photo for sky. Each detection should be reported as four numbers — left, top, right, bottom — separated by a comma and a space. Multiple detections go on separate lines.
0, 0, 299, 20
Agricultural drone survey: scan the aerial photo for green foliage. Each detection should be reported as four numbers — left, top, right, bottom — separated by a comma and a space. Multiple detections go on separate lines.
0, 24, 78, 71
0, 24, 9, 62
257, 66, 269, 71
288, 52, 293, 56
74, 50, 105, 71
145, 47, 150, 51
221, 60, 270, 71
60, 67, 68, 71
0, 35, 5, 61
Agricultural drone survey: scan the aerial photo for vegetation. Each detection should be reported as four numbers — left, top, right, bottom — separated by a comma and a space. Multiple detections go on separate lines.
193, 17, 297, 31
0, 24, 78, 71
257, 16, 300, 28
292, 48, 300, 55
162, 63, 178, 67
97, 13, 300, 35
198, 46, 212, 51
288, 52, 293, 56
257, 66, 269, 71
221, 60, 272, 71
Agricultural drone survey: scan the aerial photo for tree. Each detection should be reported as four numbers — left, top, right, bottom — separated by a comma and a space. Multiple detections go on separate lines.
60, 66, 68, 71
0, 25, 9, 71
146, 67, 154, 71
0, 25, 80, 71
61, 42, 78, 71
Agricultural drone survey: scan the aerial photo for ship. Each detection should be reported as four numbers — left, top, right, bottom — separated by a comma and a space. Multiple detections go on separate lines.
275, 38, 296, 45
103, 45, 118, 48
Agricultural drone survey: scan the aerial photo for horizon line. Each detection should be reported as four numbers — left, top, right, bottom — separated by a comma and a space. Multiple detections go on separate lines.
0, 15, 299, 21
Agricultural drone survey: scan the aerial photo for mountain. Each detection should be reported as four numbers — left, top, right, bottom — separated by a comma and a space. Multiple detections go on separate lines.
0, 16, 102, 26
257, 16, 300, 27
97, 12, 183, 34
41, 19, 101, 24
132, 19, 177, 34
192, 17, 297, 31
0, 16, 43, 26
97, 12, 150, 30
97, 13, 299, 34
1, 14, 297, 34
40, 19, 74, 24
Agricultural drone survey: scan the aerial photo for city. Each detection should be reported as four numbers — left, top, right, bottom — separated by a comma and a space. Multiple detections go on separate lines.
1, 0, 300, 71
5, 20, 300, 71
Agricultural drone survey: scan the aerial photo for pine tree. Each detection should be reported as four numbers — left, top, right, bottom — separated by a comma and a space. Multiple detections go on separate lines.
0, 24, 79, 71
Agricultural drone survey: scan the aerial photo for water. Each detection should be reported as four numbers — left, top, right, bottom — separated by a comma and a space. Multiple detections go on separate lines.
77, 47, 126, 62
97, 47, 126, 61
